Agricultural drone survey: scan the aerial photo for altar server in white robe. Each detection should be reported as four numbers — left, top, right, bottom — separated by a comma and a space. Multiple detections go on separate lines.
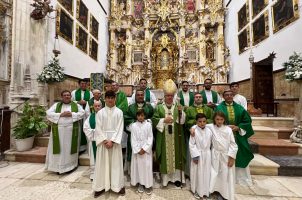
83, 101, 102, 180
208, 111, 238, 200
45, 90, 85, 174
92, 91, 125, 198
189, 113, 212, 199
130, 109, 153, 195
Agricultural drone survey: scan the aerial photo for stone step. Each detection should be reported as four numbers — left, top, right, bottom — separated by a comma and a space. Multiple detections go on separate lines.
4, 146, 47, 163
278, 127, 294, 139
250, 138, 300, 156
250, 154, 280, 176
265, 155, 302, 176
79, 153, 90, 166
251, 126, 279, 139
251, 117, 294, 127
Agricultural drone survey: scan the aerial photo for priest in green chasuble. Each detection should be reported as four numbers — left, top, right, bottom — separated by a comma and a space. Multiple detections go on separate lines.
85, 89, 105, 116
178, 80, 194, 109
71, 79, 93, 152
124, 89, 154, 163
112, 81, 128, 113
215, 90, 254, 186
152, 79, 186, 187
45, 90, 85, 174
130, 78, 157, 108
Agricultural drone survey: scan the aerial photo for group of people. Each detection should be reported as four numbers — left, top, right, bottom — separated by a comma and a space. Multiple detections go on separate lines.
44, 77, 254, 200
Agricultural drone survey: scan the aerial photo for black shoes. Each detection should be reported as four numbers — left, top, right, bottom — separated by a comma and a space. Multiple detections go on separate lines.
94, 190, 105, 198
174, 181, 182, 187
118, 187, 126, 196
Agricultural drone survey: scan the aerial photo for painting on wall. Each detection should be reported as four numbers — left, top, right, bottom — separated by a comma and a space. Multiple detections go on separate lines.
187, 49, 197, 63
252, 11, 269, 45
272, 0, 299, 33
252, 0, 268, 18
58, 0, 73, 15
76, 24, 88, 53
76, 0, 88, 29
90, 14, 99, 40
89, 37, 98, 61
133, 51, 143, 65
56, 7, 73, 44
133, 0, 144, 19
238, 3, 249, 31
238, 27, 249, 54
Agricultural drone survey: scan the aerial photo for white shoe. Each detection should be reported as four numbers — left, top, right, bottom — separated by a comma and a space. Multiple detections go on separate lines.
137, 184, 144, 193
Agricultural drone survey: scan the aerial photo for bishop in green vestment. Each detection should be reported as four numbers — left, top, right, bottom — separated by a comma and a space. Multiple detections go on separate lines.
124, 89, 154, 161
152, 79, 186, 187
215, 90, 254, 186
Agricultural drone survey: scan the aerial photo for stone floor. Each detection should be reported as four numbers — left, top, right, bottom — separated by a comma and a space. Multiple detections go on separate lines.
0, 162, 302, 200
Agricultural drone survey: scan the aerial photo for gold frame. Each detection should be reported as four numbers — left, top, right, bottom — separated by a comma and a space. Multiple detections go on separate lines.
56, 6, 73, 44
238, 1, 249, 32
76, 23, 88, 53
76, 0, 88, 29
238, 26, 250, 54
252, 0, 268, 18
252, 11, 269, 45
90, 14, 99, 40
58, 0, 73, 15
272, 0, 299, 34
89, 37, 98, 61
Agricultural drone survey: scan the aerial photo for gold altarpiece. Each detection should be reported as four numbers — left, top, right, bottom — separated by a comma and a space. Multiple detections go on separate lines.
106, 0, 230, 88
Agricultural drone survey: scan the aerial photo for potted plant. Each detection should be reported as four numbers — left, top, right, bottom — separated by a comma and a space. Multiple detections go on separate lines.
12, 103, 48, 151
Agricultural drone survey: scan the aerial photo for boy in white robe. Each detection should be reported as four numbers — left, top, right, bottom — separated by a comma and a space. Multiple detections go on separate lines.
189, 113, 212, 199
83, 101, 102, 180
93, 91, 125, 198
208, 111, 238, 200
45, 90, 85, 174
130, 110, 153, 195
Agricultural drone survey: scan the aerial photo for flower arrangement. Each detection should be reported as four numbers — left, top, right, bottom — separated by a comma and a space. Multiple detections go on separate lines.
37, 57, 65, 83
284, 52, 302, 81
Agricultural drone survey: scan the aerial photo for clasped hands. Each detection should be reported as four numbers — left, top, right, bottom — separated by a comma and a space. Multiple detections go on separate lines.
228, 125, 239, 132
103, 140, 113, 149
60, 111, 72, 117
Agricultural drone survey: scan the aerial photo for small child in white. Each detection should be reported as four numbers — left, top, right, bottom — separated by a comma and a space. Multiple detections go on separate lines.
208, 111, 238, 200
130, 110, 153, 195
189, 113, 212, 199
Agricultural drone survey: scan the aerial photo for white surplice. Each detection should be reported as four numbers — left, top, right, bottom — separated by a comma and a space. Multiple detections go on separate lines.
130, 121, 153, 188
130, 89, 157, 108
92, 106, 124, 193
208, 124, 238, 200
233, 94, 247, 110
189, 125, 212, 197
45, 102, 85, 174
83, 115, 96, 179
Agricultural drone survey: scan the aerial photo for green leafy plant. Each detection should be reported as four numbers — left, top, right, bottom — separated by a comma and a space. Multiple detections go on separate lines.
12, 103, 48, 139
37, 57, 65, 83
284, 52, 302, 81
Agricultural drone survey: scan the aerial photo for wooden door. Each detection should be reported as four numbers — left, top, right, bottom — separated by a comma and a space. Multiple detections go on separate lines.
253, 62, 274, 114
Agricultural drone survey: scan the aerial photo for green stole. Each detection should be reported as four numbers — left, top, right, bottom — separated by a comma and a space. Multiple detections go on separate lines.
75, 89, 90, 109
52, 102, 79, 154
179, 91, 194, 106
89, 113, 97, 160
215, 101, 254, 168
145, 88, 151, 103
200, 90, 218, 104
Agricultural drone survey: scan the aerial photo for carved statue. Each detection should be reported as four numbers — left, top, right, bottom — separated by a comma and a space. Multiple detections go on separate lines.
30, 0, 55, 20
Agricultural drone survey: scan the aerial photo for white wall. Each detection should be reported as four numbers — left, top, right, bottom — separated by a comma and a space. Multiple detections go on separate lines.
225, 0, 302, 82
47, 0, 109, 79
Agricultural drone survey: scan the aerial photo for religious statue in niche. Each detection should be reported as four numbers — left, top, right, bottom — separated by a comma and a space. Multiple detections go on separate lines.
186, 0, 195, 13
206, 42, 215, 61
133, 0, 144, 19
160, 50, 170, 70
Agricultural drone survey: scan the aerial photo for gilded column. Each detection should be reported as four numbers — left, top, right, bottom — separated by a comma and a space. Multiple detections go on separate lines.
199, 22, 206, 67
110, 29, 116, 70
217, 22, 224, 66
126, 28, 132, 70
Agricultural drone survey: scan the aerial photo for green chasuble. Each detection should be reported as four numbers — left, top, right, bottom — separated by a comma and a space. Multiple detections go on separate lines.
145, 88, 151, 103
215, 101, 254, 168
124, 103, 154, 161
116, 91, 128, 113
88, 97, 105, 113
178, 91, 194, 107
75, 89, 91, 109
89, 113, 97, 160
200, 90, 219, 104
52, 102, 79, 154
152, 103, 186, 174
185, 104, 214, 131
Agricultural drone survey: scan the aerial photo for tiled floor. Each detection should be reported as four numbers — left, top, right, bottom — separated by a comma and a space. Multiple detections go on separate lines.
0, 161, 302, 200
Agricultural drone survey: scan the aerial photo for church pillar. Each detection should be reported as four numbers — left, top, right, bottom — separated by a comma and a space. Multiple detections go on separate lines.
217, 22, 224, 66
126, 28, 132, 70
199, 23, 206, 67
110, 29, 117, 72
